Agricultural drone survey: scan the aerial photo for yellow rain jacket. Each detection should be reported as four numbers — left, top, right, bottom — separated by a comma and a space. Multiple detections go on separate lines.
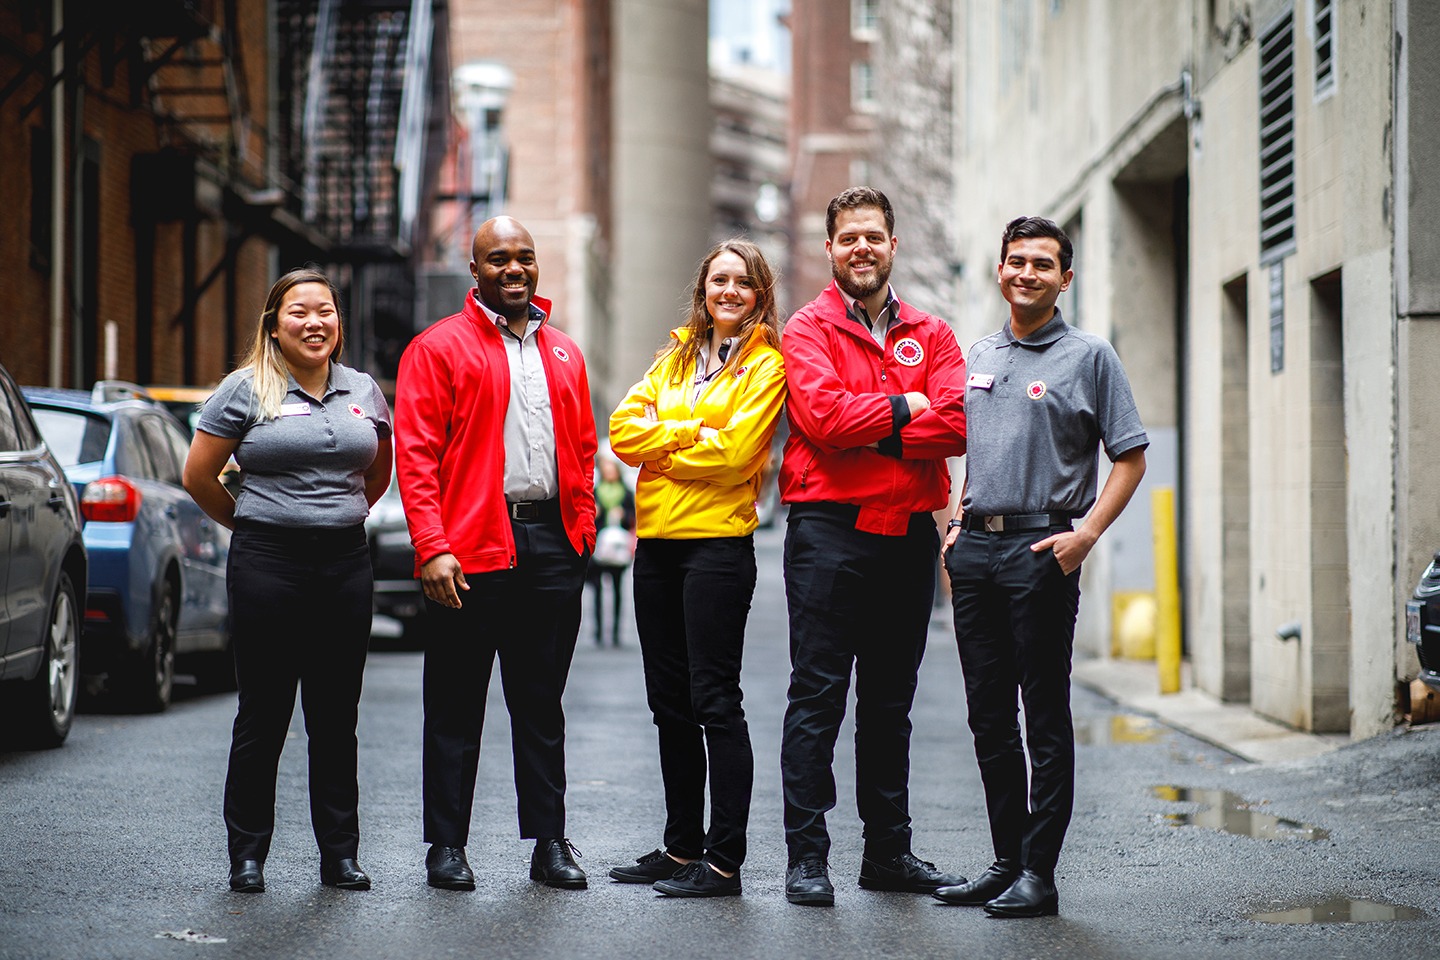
609, 329, 786, 539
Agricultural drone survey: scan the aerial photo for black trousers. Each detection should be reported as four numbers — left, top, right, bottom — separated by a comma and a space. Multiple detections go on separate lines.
632, 536, 756, 873
223, 521, 372, 864
587, 564, 625, 645
779, 509, 938, 863
945, 526, 1081, 877
421, 516, 587, 846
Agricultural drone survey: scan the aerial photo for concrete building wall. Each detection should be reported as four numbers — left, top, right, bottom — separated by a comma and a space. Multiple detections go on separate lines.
609, 0, 713, 399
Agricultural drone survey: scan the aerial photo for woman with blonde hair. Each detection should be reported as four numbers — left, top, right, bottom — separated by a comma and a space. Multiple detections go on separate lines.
184, 266, 392, 894
606, 239, 786, 897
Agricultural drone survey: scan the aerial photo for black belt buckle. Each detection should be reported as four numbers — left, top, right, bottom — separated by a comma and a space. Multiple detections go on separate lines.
509, 501, 541, 520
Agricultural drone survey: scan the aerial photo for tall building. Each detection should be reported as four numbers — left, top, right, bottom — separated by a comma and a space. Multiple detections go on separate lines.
946, 0, 1440, 738
785, 0, 878, 314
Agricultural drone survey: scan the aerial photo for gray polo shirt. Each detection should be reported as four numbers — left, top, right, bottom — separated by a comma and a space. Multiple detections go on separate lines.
961, 310, 1147, 517
198, 362, 392, 527
473, 293, 558, 502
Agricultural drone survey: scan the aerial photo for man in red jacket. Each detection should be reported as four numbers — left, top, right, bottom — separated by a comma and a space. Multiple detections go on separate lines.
395, 216, 596, 892
778, 187, 968, 906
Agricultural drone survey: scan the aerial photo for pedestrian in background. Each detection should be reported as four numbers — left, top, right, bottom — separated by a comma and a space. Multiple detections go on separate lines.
935, 216, 1146, 917
587, 457, 636, 647
395, 216, 596, 892
606, 239, 787, 898
777, 187, 969, 907
183, 267, 393, 895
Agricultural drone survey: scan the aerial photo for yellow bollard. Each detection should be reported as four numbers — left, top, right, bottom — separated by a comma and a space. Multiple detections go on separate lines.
1153, 487, 1182, 694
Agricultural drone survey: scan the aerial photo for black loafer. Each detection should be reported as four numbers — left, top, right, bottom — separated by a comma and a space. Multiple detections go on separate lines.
984, 869, 1059, 918
530, 838, 587, 889
785, 857, 834, 906
858, 851, 965, 893
229, 859, 264, 893
933, 860, 1020, 905
426, 845, 476, 891
320, 857, 371, 890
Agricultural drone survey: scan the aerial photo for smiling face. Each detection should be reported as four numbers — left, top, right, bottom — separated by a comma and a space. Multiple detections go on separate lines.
704, 251, 758, 339
998, 236, 1073, 324
270, 281, 339, 375
471, 217, 539, 320
826, 205, 897, 302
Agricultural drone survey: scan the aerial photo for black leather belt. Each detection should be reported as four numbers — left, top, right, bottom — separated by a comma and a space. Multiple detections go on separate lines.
788, 501, 935, 529
507, 499, 561, 521
960, 512, 1072, 533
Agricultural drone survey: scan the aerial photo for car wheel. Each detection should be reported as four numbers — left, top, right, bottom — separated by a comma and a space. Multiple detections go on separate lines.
125, 577, 177, 712
14, 573, 80, 748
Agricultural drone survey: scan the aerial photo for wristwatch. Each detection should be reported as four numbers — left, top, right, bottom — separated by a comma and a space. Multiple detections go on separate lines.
947, 518, 964, 531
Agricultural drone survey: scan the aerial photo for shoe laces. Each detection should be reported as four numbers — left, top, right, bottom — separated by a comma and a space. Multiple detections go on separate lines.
901, 852, 937, 871
635, 849, 668, 865
559, 838, 583, 860
673, 860, 708, 882
795, 858, 827, 879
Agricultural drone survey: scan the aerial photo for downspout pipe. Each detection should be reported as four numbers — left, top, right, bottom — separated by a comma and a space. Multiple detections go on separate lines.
48, 0, 64, 386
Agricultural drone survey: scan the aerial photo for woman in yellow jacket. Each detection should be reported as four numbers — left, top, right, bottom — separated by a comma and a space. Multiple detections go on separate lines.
606, 239, 786, 898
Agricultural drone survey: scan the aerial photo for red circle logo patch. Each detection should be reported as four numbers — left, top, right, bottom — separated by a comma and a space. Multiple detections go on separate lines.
552, 346, 570, 362
893, 338, 924, 366
1026, 381, 1047, 400
349, 404, 365, 418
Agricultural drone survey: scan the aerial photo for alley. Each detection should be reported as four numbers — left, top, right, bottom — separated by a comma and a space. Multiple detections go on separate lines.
2, 523, 1438, 960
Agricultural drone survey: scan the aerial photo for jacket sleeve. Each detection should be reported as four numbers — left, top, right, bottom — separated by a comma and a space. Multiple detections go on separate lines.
653, 351, 787, 486
782, 316, 900, 453
892, 324, 968, 459
608, 360, 703, 464
395, 338, 453, 565
575, 356, 598, 548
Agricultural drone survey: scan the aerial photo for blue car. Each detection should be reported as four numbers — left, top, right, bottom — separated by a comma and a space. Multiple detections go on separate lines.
22, 382, 230, 711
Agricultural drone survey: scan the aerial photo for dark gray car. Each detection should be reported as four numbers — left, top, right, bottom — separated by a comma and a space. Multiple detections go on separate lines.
0, 364, 86, 748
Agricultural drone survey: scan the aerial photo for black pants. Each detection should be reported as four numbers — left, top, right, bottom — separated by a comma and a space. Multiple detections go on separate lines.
946, 526, 1080, 877
421, 516, 587, 845
632, 536, 756, 873
587, 564, 625, 645
223, 521, 372, 864
779, 509, 938, 863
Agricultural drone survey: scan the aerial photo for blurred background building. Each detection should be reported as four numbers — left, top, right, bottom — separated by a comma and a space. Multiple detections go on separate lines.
1, 0, 452, 391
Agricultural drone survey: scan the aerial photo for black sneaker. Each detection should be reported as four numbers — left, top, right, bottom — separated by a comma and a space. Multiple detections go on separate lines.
608, 849, 687, 884
858, 851, 964, 892
785, 857, 834, 906
653, 860, 742, 898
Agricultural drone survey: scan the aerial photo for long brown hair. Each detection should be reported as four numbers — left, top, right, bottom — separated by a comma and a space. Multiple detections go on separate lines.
658, 239, 780, 384
239, 266, 344, 419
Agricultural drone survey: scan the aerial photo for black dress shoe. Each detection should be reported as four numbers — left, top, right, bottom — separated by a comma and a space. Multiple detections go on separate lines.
858, 851, 965, 893
932, 860, 1020, 905
984, 869, 1059, 918
530, 838, 587, 889
426, 845, 475, 891
785, 857, 834, 906
229, 859, 264, 893
320, 857, 371, 890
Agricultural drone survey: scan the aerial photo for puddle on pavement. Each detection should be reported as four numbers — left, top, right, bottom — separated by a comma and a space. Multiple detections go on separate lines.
1249, 897, 1425, 924
1150, 786, 1330, 840
1075, 714, 1166, 745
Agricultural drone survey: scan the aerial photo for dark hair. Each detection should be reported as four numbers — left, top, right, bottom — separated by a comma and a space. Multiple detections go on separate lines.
1000, 216, 1073, 273
658, 239, 781, 384
826, 186, 895, 239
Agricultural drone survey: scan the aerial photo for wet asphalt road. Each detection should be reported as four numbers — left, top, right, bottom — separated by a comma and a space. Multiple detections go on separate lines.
3, 522, 1440, 960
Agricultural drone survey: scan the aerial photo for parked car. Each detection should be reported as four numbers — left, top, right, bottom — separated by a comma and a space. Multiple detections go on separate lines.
0, 363, 86, 747
366, 469, 423, 642
1406, 550, 1440, 693
23, 381, 231, 711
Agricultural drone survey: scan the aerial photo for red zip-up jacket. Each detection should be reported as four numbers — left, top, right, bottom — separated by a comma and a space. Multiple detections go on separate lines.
395, 293, 596, 574
779, 281, 967, 535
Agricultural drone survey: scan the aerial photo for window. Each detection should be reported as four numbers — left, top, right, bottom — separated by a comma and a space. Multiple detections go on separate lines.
1313, 0, 1335, 98
1258, 9, 1296, 263
852, 0, 878, 39
852, 61, 877, 112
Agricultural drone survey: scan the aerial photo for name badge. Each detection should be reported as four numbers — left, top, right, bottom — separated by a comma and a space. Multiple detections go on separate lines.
280, 401, 311, 417
967, 374, 995, 390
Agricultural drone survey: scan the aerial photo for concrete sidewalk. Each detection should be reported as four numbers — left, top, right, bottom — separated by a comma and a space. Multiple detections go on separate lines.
1071, 656, 1348, 763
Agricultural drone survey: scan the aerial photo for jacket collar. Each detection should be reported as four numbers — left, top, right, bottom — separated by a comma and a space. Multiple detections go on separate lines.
464, 290, 553, 334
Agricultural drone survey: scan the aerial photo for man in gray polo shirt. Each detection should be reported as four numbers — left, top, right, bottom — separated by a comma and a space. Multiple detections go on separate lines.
934, 217, 1147, 918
